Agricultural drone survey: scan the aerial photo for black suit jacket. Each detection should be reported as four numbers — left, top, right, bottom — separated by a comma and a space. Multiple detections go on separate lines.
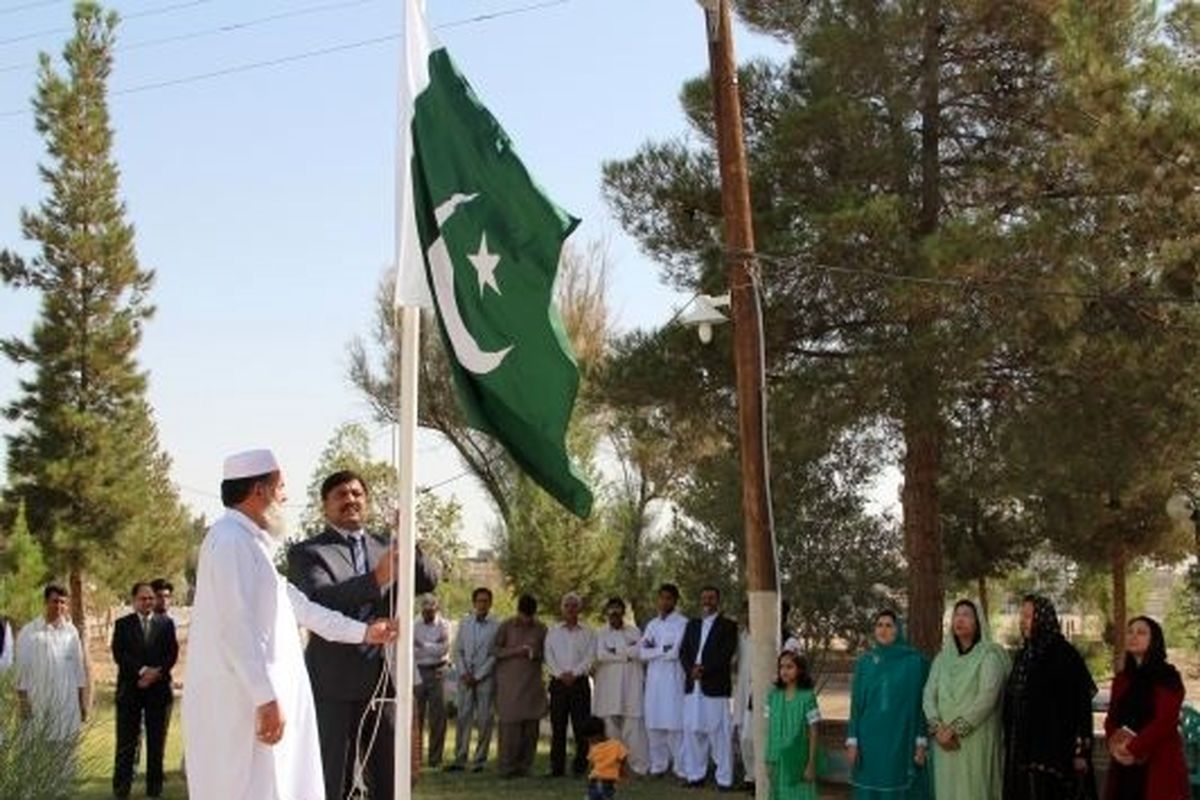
679, 614, 738, 698
111, 612, 178, 703
287, 528, 438, 702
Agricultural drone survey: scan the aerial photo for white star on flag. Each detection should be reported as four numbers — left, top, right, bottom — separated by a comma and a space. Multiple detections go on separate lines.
467, 232, 501, 295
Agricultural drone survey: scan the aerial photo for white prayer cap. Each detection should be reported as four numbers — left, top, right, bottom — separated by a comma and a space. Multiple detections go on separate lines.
222, 448, 281, 480
420, 593, 439, 610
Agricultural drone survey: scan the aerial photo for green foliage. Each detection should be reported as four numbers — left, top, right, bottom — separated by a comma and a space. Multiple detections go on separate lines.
0, 673, 96, 800
415, 492, 468, 577
494, 471, 620, 620
1, 3, 189, 623
1165, 563, 1200, 650
0, 502, 49, 623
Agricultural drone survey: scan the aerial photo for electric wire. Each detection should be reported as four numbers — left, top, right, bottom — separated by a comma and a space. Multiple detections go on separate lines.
0, 0, 217, 47
0, 0, 64, 17
0, 0, 577, 119
0, 0, 379, 74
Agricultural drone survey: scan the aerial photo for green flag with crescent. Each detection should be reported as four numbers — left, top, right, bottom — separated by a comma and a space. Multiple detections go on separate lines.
395, 0, 593, 518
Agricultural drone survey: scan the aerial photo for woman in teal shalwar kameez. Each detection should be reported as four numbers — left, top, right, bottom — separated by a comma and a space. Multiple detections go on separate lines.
846, 610, 931, 800
922, 599, 1009, 800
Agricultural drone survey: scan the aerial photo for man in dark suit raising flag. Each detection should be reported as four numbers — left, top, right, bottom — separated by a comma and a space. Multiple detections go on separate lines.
288, 470, 438, 800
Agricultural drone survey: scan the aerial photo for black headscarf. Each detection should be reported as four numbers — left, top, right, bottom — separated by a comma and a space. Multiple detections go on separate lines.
1114, 616, 1183, 731
1007, 595, 1063, 704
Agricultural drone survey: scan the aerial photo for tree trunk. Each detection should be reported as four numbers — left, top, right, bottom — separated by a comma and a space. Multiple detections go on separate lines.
902, 407, 945, 655
1111, 545, 1128, 672
978, 576, 990, 621
68, 564, 94, 709
903, 0, 946, 657
68, 565, 86, 636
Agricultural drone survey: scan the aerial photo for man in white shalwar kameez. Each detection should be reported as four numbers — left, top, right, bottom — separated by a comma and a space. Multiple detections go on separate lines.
638, 583, 688, 778
678, 586, 738, 790
183, 449, 396, 800
15, 584, 87, 742
593, 597, 649, 774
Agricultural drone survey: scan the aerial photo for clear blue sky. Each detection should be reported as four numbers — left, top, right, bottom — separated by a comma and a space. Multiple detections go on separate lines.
0, 0, 790, 546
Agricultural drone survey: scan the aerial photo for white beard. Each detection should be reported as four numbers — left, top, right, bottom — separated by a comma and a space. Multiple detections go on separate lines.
262, 501, 289, 542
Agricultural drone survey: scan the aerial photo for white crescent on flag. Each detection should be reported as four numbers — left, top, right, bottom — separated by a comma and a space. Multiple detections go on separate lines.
427, 193, 513, 375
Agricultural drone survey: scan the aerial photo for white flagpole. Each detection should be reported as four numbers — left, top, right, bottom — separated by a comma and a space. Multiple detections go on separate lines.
393, 305, 419, 797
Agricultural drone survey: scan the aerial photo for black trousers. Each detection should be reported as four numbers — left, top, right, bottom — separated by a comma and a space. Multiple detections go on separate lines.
548, 678, 591, 776
315, 697, 395, 800
112, 688, 172, 798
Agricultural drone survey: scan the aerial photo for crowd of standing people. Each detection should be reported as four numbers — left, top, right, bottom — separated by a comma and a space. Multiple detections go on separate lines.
845, 598, 1191, 800
0, 449, 1193, 800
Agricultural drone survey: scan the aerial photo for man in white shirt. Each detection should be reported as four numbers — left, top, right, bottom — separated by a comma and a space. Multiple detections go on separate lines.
182, 449, 397, 800
544, 591, 595, 777
413, 593, 451, 768
447, 586, 499, 772
592, 597, 649, 774
15, 583, 87, 742
639, 583, 688, 778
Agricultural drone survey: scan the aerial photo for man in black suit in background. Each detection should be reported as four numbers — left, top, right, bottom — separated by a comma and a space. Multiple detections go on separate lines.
677, 585, 739, 790
111, 581, 179, 799
288, 469, 438, 800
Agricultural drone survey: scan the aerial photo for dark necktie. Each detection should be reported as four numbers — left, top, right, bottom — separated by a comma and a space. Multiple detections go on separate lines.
349, 534, 378, 659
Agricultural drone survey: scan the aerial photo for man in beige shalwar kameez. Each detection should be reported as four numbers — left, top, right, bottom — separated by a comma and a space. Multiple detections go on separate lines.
492, 594, 547, 778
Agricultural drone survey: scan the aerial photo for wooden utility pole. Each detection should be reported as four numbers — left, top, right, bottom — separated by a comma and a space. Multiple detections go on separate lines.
699, 2, 779, 797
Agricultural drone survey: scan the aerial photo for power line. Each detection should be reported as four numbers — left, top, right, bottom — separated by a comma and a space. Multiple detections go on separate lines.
0, 0, 64, 17
0, 0, 379, 74
436, 0, 569, 29
0, 0, 576, 118
0, 0, 217, 47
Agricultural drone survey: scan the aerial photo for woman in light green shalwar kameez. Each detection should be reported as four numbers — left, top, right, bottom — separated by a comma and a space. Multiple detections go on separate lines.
766, 651, 820, 800
922, 599, 1009, 800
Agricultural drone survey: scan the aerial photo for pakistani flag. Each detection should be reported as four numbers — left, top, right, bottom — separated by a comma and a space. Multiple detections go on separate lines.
394, 0, 593, 518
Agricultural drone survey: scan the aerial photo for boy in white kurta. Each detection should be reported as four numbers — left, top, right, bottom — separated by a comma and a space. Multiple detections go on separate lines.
183, 450, 395, 800
639, 583, 688, 778
593, 598, 649, 774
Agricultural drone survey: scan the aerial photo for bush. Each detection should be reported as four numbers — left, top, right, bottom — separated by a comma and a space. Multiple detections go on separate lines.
0, 673, 97, 799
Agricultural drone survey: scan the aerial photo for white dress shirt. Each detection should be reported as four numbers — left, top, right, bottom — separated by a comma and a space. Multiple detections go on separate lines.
544, 621, 595, 679
413, 614, 451, 668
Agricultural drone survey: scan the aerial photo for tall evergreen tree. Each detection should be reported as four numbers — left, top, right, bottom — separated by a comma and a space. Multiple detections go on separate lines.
0, 2, 187, 629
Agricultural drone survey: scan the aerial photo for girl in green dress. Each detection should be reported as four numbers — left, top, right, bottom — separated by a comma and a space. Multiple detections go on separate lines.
922, 599, 1010, 800
766, 650, 820, 800
846, 610, 931, 800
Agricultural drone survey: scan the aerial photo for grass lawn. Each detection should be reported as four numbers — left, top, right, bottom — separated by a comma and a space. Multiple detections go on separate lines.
74, 690, 848, 798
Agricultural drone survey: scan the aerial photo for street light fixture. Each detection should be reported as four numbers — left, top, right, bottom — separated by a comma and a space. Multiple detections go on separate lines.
679, 292, 731, 344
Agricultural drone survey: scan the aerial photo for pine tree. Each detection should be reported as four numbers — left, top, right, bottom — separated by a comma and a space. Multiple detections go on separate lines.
0, 3, 187, 629
0, 501, 50, 624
